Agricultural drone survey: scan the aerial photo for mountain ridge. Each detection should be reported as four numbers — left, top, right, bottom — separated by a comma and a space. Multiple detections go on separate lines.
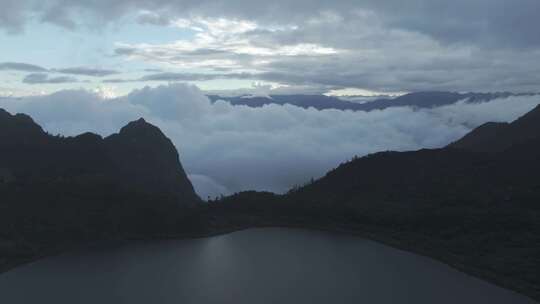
208, 91, 539, 112
212, 101, 540, 301
0, 108, 200, 247
449, 104, 540, 152
0, 108, 199, 204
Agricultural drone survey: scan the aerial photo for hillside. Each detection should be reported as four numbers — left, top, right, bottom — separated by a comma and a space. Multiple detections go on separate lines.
0, 109, 200, 264
214, 103, 540, 300
449, 104, 540, 152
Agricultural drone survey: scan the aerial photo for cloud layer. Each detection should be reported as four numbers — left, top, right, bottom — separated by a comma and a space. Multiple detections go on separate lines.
0, 62, 48, 72
0, 84, 538, 199
23, 73, 79, 84
2, 1, 540, 93
3, 0, 540, 49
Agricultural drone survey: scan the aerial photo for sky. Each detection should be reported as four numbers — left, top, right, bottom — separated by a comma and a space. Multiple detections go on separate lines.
1, 0, 540, 96
1, 1, 540, 198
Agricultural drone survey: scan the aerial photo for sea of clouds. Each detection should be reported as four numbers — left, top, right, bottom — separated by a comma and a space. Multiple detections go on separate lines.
1, 84, 538, 199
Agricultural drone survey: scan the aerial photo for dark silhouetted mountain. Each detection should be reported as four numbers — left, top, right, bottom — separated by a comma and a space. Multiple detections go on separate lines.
208, 92, 537, 112
449, 104, 540, 152
104, 118, 199, 202
213, 102, 540, 300
0, 110, 198, 203
0, 109, 47, 144
0, 109, 199, 245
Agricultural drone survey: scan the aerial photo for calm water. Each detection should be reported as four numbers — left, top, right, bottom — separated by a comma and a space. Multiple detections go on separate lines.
0, 228, 535, 304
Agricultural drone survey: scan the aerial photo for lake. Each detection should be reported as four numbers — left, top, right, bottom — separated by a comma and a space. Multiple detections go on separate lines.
0, 228, 535, 304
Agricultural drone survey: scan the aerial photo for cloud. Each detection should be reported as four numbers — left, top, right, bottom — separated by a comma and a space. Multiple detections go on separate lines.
113, 16, 338, 74
136, 11, 175, 26
188, 174, 230, 199
54, 67, 120, 77
0, 89, 148, 135
23, 73, 79, 84
0, 0, 29, 33
110, 11, 540, 93
140, 72, 239, 82
0, 62, 48, 72
102, 72, 255, 83
1, 84, 538, 199
3, 3, 540, 93
2, 1, 540, 49
0, 63, 119, 80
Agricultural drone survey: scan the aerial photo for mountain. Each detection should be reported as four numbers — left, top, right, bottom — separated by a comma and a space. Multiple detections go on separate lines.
0, 109, 198, 203
208, 91, 537, 112
214, 103, 540, 300
207, 94, 363, 110
298, 104, 540, 202
357, 91, 529, 111
0, 109, 199, 247
2, 104, 540, 300
356, 91, 464, 111
449, 104, 540, 152
104, 118, 198, 202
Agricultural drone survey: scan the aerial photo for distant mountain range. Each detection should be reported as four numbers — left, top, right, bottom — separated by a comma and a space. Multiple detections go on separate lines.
208, 91, 538, 111
1, 101, 540, 301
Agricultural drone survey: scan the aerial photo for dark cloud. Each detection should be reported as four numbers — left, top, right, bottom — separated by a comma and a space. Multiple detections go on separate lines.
143, 68, 163, 72
2, 1, 540, 49
0, 63, 119, 78
114, 47, 137, 56
366, 0, 540, 48
3, 1, 540, 93
109, 9, 540, 93
23, 73, 79, 84
0, 62, 48, 72
103, 72, 256, 83
102, 78, 132, 83
181, 49, 231, 56
140, 72, 220, 82
0, 0, 28, 33
136, 11, 174, 26
54, 67, 120, 77
140, 72, 254, 82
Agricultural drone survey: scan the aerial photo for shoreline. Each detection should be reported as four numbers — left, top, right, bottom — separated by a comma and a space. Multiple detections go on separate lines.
1, 223, 538, 303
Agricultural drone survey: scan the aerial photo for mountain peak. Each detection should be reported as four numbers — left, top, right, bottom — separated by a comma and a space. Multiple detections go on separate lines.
122, 117, 151, 129
105, 117, 199, 204
449, 102, 540, 152
118, 117, 166, 138
0, 108, 10, 117
0, 108, 45, 140
1, 109, 199, 206
0, 109, 37, 125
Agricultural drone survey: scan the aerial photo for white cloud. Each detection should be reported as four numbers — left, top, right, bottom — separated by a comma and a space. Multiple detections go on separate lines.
188, 174, 230, 200
1, 84, 538, 199
115, 16, 340, 73
111, 12, 540, 93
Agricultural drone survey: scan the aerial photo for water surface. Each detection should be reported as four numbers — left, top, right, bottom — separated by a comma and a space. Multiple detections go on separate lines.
0, 228, 535, 304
